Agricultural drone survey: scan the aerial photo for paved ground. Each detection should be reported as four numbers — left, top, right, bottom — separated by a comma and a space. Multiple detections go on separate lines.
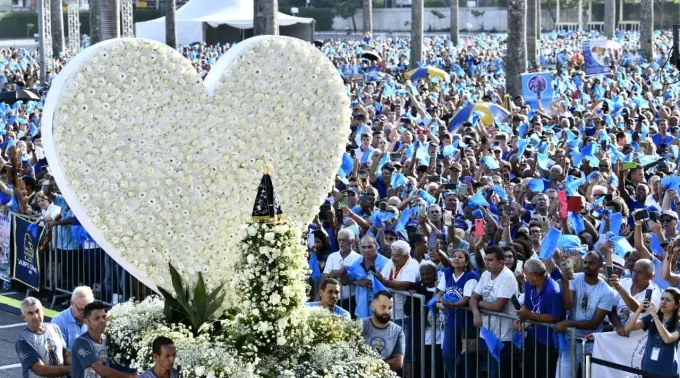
0, 293, 27, 378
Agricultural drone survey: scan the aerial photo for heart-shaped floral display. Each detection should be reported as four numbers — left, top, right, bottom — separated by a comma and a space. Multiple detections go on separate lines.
42, 36, 350, 302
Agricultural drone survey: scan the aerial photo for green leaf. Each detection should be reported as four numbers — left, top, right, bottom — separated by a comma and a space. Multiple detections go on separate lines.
168, 263, 187, 303
205, 292, 226, 319
194, 272, 207, 320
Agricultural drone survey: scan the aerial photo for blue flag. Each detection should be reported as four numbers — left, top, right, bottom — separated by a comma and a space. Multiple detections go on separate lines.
513, 330, 523, 350
480, 326, 504, 362
609, 212, 623, 236
418, 189, 437, 205
540, 228, 563, 259
528, 179, 544, 193
309, 253, 322, 281
469, 192, 491, 207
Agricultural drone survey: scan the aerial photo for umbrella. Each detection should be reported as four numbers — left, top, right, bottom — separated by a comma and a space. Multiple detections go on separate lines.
361, 50, 381, 62
0, 89, 40, 105
448, 102, 510, 128
405, 66, 451, 82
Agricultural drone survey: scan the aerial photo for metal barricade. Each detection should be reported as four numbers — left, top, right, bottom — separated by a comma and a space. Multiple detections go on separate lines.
619, 21, 640, 32
44, 225, 150, 307
334, 283, 581, 378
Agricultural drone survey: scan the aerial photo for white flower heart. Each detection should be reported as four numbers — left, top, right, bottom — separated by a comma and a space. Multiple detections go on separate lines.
43, 36, 350, 307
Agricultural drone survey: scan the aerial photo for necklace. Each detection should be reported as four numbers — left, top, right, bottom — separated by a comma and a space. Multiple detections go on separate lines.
530, 289, 542, 312
580, 280, 599, 312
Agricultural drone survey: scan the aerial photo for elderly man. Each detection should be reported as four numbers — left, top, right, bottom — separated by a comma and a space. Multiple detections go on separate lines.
16, 297, 71, 378
517, 259, 563, 378
51, 286, 94, 348
322, 228, 361, 307
376, 240, 421, 374
609, 258, 661, 324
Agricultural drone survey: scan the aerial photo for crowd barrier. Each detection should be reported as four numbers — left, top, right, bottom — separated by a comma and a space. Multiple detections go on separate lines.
555, 22, 580, 32
586, 22, 605, 32
336, 282, 580, 378
619, 21, 640, 32
36, 225, 149, 308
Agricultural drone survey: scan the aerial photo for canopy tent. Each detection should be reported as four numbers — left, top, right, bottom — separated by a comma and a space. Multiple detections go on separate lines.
136, 0, 315, 46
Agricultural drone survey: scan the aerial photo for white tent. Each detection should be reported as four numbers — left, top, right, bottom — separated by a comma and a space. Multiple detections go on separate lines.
136, 0, 315, 46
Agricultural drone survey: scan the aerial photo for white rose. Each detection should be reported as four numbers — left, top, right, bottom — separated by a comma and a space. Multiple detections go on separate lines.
194, 366, 206, 376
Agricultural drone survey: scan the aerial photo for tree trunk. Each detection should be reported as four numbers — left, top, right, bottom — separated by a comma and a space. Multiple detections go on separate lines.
363, 0, 372, 35
166, 0, 177, 48
97, 0, 120, 42
527, 0, 537, 67
450, 0, 459, 45
506, 0, 527, 98
640, 0, 653, 61
50, 0, 64, 58
604, 0, 615, 38
410, 0, 423, 69
254, 0, 279, 36
89, 0, 101, 44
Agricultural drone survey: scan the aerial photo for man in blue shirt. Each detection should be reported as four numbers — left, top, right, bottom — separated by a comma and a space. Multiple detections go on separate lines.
15, 296, 71, 378
139, 337, 179, 378
517, 259, 563, 378
652, 119, 674, 147
306, 277, 351, 318
72, 301, 137, 378
51, 286, 94, 349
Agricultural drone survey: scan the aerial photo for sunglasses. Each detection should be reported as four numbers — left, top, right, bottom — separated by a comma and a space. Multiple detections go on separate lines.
661, 218, 676, 223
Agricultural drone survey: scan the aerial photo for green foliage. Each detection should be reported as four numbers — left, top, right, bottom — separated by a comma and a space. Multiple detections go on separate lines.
431, 9, 446, 19
279, 7, 335, 31
157, 263, 226, 336
335, 0, 361, 19
471, 9, 485, 17
424, 0, 448, 6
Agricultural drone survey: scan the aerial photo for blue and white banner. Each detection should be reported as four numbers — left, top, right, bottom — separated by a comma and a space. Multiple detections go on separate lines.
12, 213, 43, 290
521, 72, 553, 111
583, 38, 613, 76
592, 330, 680, 378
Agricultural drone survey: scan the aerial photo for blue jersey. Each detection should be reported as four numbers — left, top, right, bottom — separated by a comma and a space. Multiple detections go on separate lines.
443, 269, 478, 332
16, 324, 68, 378
71, 333, 108, 378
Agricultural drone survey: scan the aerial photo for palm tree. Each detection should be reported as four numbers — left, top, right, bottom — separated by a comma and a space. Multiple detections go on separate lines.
505, 0, 527, 98
640, 0, 653, 61
526, 0, 536, 67
166, 0, 177, 48
604, 0, 615, 38
254, 0, 279, 36
410, 0, 423, 69
450, 0, 458, 46
362, 0, 372, 35
50, 0, 64, 57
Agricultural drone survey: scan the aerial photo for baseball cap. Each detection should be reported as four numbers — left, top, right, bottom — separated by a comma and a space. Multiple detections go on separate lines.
662, 210, 678, 220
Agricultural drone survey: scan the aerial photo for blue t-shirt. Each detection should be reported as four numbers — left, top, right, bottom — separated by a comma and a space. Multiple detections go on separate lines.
641, 316, 680, 376
305, 301, 351, 318
71, 333, 109, 378
50, 308, 84, 349
652, 133, 674, 148
443, 269, 478, 332
16, 324, 68, 378
523, 275, 564, 345
140, 368, 179, 378
568, 273, 616, 339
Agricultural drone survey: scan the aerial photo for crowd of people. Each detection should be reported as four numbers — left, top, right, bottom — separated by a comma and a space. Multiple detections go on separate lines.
6, 26, 680, 378
304, 30, 680, 378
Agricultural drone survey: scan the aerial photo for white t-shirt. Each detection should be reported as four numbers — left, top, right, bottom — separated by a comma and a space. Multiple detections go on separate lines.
474, 267, 519, 341
436, 270, 478, 299
323, 250, 361, 299
381, 258, 421, 320
41, 203, 61, 222
614, 278, 662, 323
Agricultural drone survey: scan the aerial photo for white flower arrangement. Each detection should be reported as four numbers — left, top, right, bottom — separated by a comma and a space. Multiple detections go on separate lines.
43, 36, 351, 302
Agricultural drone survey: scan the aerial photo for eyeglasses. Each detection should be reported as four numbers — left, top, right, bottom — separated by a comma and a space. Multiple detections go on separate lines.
661, 218, 676, 223
73, 302, 86, 313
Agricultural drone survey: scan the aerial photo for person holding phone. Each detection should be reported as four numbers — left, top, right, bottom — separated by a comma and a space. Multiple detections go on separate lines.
625, 288, 680, 378
609, 257, 661, 325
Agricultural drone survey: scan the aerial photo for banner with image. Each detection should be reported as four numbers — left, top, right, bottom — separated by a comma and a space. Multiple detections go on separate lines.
12, 213, 43, 290
592, 330, 680, 377
583, 38, 613, 76
0, 212, 9, 282
521, 72, 553, 112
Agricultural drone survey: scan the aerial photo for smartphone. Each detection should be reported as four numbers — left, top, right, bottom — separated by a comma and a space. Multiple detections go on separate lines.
419, 203, 427, 218
540, 216, 549, 233
428, 175, 441, 183
475, 219, 484, 237
604, 194, 613, 202
390, 152, 402, 160
623, 162, 638, 169
606, 265, 613, 277
516, 260, 524, 273
427, 232, 437, 250
558, 190, 567, 203
560, 201, 568, 218
634, 209, 650, 221
458, 184, 468, 196
567, 196, 581, 212
444, 183, 457, 191
338, 198, 349, 208
510, 295, 522, 311
645, 289, 653, 302
335, 208, 343, 224
307, 233, 315, 249
600, 140, 608, 151
503, 172, 510, 182
443, 211, 453, 226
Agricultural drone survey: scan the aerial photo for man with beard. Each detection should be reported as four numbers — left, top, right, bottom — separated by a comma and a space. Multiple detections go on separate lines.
555, 252, 617, 378
362, 290, 405, 372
